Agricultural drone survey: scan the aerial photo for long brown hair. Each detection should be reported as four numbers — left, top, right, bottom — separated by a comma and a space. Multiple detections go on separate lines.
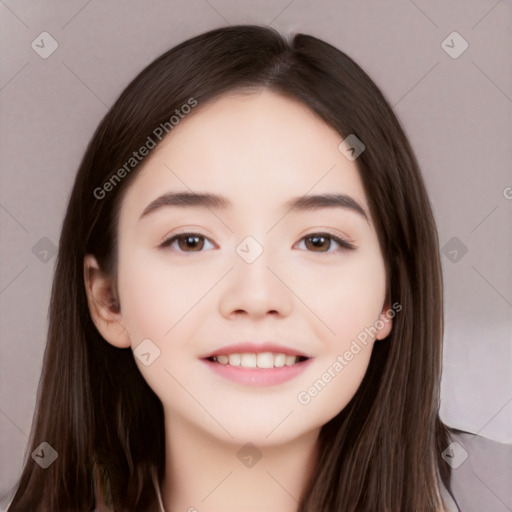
3, 25, 454, 511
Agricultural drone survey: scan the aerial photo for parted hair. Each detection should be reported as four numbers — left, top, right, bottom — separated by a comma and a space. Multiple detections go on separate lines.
3, 25, 453, 511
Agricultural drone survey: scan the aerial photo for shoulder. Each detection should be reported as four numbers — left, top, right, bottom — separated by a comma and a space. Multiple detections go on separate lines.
444, 428, 512, 511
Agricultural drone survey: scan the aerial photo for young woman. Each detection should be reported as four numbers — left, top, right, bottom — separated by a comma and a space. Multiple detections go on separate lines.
2, 24, 463, 511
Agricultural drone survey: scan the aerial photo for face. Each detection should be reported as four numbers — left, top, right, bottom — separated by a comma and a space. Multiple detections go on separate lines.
106, 90, 392, 446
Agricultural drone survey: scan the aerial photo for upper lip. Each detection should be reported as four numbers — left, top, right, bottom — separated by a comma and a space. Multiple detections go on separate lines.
201, 342, 311, 359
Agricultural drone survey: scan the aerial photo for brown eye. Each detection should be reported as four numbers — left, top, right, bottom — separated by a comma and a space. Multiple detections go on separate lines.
159, 233, 215, 253
299, 233, 356, 253
305, 235, 330, 252
176, 234, 204, 251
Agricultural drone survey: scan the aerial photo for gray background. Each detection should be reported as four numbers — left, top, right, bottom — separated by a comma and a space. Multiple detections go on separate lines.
1, 0, 511, 500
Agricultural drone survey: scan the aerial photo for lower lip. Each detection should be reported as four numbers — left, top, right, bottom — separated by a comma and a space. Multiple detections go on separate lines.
201, 358, 313, 386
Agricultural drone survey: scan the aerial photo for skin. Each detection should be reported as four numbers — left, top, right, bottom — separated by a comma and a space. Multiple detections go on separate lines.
84, 89, 393, 512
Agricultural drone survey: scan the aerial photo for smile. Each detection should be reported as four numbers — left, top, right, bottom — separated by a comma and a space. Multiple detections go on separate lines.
202, 353, 312, 386
207, 352, 309, 368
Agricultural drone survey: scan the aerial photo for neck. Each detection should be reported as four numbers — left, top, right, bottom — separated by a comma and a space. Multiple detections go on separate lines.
160, 413, 319, 512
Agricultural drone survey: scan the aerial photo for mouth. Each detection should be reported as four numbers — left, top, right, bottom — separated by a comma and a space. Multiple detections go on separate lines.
205, 353, 310, 368
201, 344, 313, 386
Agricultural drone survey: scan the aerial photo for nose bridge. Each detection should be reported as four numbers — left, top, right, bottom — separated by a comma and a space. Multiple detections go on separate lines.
218, 233, 292, 318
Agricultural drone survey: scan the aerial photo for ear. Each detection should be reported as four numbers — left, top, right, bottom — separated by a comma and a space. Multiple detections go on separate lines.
83, 254, 131, 348
375, 293, 394, 341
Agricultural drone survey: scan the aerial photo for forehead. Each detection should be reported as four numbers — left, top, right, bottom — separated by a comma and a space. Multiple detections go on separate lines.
119, 90, 370, 223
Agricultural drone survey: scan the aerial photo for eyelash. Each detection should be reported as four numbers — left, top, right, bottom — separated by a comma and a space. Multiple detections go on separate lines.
159, 231, 356, 255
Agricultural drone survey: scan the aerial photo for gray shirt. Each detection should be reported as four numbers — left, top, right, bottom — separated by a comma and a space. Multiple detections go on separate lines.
440, 429, 512, 512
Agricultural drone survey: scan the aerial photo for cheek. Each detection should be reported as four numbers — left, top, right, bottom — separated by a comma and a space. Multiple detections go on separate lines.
118, 249, 214, 343
286, 252, 386, 344
116, 253, 209, 410
116, 250, 216, 393
296, 323, 375, 425
290, 253, 385, 416
297, 344, 373, 427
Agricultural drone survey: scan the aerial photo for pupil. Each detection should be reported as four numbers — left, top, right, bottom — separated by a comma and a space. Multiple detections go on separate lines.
308, 236, 328, 251
181, 235, 202, 251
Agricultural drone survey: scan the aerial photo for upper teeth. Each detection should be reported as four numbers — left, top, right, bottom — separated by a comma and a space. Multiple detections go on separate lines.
213, 353, 300, 368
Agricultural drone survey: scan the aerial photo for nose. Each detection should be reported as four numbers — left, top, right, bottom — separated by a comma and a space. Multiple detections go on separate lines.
218, 250, 293, 320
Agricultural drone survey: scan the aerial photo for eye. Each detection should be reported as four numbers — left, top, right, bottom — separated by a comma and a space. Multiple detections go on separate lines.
296, 232, 356, 253
159, 231, 356, 255
159, 233, 215, 253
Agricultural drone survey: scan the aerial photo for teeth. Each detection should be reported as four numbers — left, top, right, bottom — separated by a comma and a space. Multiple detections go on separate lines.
240, 353, 257, 368
212, 352, 302, 368
228, 354, 240, 366
257, 352, 274, 369
274, 353, 286, 367
285, 355, 296, 366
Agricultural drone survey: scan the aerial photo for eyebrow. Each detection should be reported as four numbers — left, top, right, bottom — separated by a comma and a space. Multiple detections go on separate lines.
138, 191, 369, 224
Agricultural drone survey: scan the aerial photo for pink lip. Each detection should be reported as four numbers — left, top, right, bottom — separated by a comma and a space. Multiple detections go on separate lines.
201, 357, 313, 386
201, 341, 310, 358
